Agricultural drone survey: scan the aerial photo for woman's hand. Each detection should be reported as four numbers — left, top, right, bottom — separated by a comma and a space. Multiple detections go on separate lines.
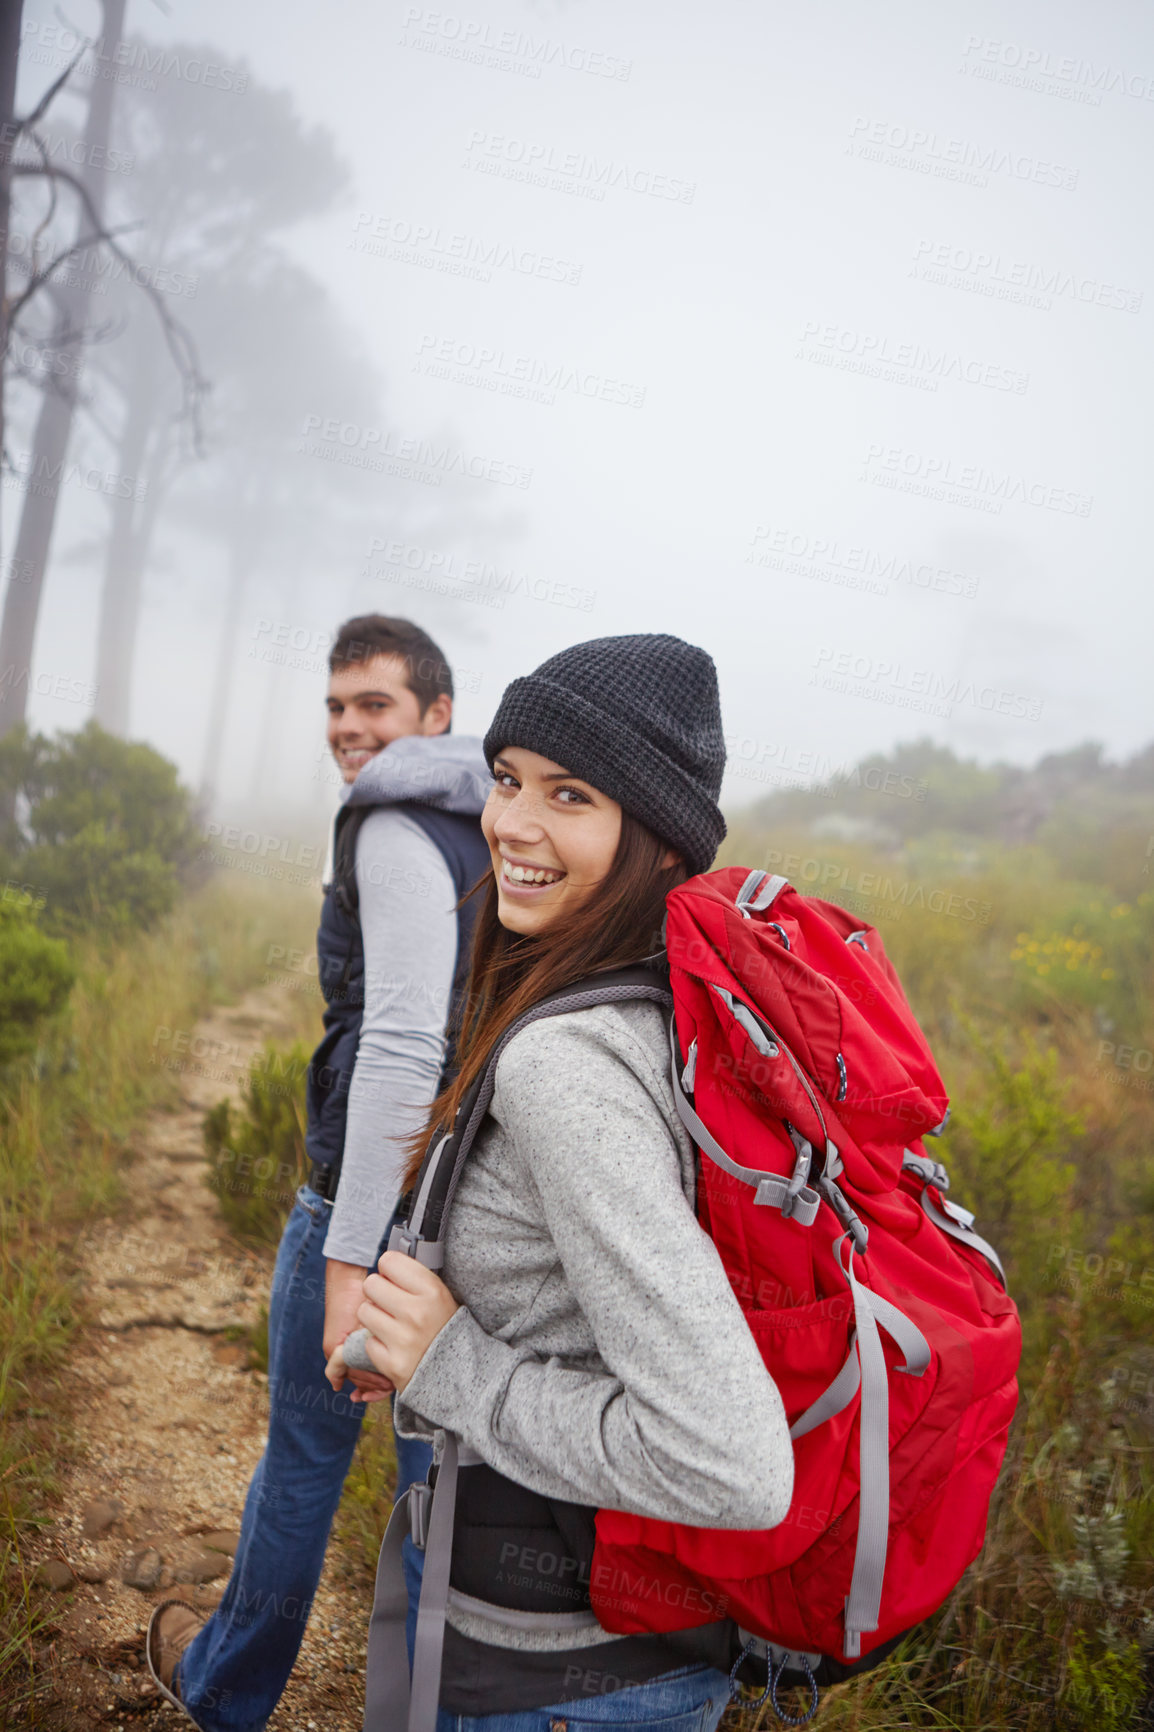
323, 1338, 394, 1404
356, 1250, 459, 1392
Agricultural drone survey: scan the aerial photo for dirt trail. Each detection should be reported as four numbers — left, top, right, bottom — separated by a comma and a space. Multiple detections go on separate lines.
27, 987, 371, 1731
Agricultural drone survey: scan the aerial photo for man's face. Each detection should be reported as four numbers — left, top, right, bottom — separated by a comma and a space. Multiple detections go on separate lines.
326, 654, 451, 783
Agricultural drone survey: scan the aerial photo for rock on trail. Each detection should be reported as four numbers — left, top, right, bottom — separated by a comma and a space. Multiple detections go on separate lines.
25, 987, 372, 1730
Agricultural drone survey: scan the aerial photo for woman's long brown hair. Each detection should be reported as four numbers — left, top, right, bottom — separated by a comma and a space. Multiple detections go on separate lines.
402, 812, 687, 1190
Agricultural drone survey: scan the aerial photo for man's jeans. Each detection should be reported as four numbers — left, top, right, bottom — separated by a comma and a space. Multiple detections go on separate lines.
435, 1663, 732, 1732
178, 1186, 430, 1732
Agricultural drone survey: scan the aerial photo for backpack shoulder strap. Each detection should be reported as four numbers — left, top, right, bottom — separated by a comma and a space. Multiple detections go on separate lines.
391, 962, 672, 1265
332, 802, 368, 917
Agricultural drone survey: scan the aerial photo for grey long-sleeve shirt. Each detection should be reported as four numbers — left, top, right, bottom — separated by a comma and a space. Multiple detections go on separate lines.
321, 809, 459, 1267
382, 998, 794, 1653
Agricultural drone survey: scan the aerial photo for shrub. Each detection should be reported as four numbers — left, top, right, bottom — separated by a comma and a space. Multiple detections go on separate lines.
0, 721, 203, 938
1010, 893, 1154, 1032
0, 892, 74, 1066
204, 1041, 311, 1245
1061, 1633, 1147, 1730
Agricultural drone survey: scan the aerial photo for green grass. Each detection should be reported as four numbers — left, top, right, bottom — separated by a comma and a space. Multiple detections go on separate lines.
204, 1039, 313, 1247
332, 1403, 400, 1584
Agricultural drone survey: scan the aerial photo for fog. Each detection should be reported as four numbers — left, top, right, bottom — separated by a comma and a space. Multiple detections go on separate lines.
9, 0, 1152, 835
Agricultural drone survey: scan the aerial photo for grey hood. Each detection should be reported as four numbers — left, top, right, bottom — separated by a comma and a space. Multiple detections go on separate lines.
341, 733, 491, 818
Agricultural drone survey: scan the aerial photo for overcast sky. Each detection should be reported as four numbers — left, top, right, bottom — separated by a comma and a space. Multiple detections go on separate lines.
14, 0, 1154, 819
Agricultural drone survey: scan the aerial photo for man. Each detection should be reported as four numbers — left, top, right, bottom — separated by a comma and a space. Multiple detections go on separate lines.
147, 616, 491, 1729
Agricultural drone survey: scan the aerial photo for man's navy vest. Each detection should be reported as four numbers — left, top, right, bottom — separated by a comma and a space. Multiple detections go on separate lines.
305, 801, 490, 1194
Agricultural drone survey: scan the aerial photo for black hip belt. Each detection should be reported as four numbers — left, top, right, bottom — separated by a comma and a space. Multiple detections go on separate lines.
448, 1459, 596, 1618
365, 1434, 603, 1732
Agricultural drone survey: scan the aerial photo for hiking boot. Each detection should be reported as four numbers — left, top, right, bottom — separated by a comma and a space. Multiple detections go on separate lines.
145, 1598, 206, 1724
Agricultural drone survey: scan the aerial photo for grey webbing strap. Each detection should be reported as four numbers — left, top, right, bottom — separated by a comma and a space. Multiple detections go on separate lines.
735, 869, 790, 916
408, 1431, 459, 1732
866, 1290, 931, 1376
362, 1489, 416, 1730
397, 1133, 453, 1261
830, 1238, 931, 1659
401, 980, 675, 1253
668, 1022, 821, 1227
789, 1337, 861, 1440
901, 1149, 949, 1192
901, 1150, 1006, 1285
735, 868, 765, 911
712, 986, 779, 1057
364, 1433, 461, 1732
446, 1588, 603, 1632
922, 1191, 1007, 1285
837, 1236, 890, 1660
788, 1285, 929, 1448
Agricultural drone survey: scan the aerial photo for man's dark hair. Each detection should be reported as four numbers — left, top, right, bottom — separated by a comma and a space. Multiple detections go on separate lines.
329, 615, 453, 715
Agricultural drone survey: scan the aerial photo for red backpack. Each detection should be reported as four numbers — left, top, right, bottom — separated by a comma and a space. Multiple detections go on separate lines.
591, 867, 1021, 1675
367, 866, 1022, 1731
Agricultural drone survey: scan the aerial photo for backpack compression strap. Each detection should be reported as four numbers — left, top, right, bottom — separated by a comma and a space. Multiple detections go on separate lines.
901, 1150, 1007, 1284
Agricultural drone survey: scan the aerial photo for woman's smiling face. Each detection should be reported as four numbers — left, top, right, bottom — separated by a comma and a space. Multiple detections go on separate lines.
482, 747, 623, 936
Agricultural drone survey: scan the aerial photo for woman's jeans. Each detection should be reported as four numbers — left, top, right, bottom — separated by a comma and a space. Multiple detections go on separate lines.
177, 1186, 430, 1732
434, 1664, 732, 1732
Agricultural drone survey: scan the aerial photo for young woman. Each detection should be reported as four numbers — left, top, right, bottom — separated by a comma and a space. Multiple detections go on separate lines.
327, 633, 795, 1731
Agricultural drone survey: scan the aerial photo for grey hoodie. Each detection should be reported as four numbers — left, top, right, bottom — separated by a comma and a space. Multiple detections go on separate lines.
321, 734, 490, 1268
340, 732, 493, 822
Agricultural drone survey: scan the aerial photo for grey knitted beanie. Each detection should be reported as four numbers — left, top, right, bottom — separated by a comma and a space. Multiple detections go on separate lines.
483, 633, 727, 876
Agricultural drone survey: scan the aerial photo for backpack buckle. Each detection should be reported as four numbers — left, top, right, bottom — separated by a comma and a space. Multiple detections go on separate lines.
409, 1480, 432, 1551
782, 1124, 814, 1220
819, 1175, 869, 1253
901, 1150, 950, 1193
387, 1222, 445, 1270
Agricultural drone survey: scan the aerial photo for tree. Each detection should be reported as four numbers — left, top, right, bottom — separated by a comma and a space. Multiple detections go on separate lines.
0, 0, 128, 741
178, 256, 382, 800
0, 718, 202, 936
0, 3, 204, 742
86, 40, 350, 733
0, 0, 26, 554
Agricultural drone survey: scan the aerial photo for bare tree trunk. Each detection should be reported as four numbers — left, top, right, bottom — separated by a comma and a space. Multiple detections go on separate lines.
92, 426, 166, 734
93, 331, 164, 733
246, 573, 307, 809
248, 644, 286, 810
0, 0, 127, 739
0, 0, 26, 565
200, 511, 258, 806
